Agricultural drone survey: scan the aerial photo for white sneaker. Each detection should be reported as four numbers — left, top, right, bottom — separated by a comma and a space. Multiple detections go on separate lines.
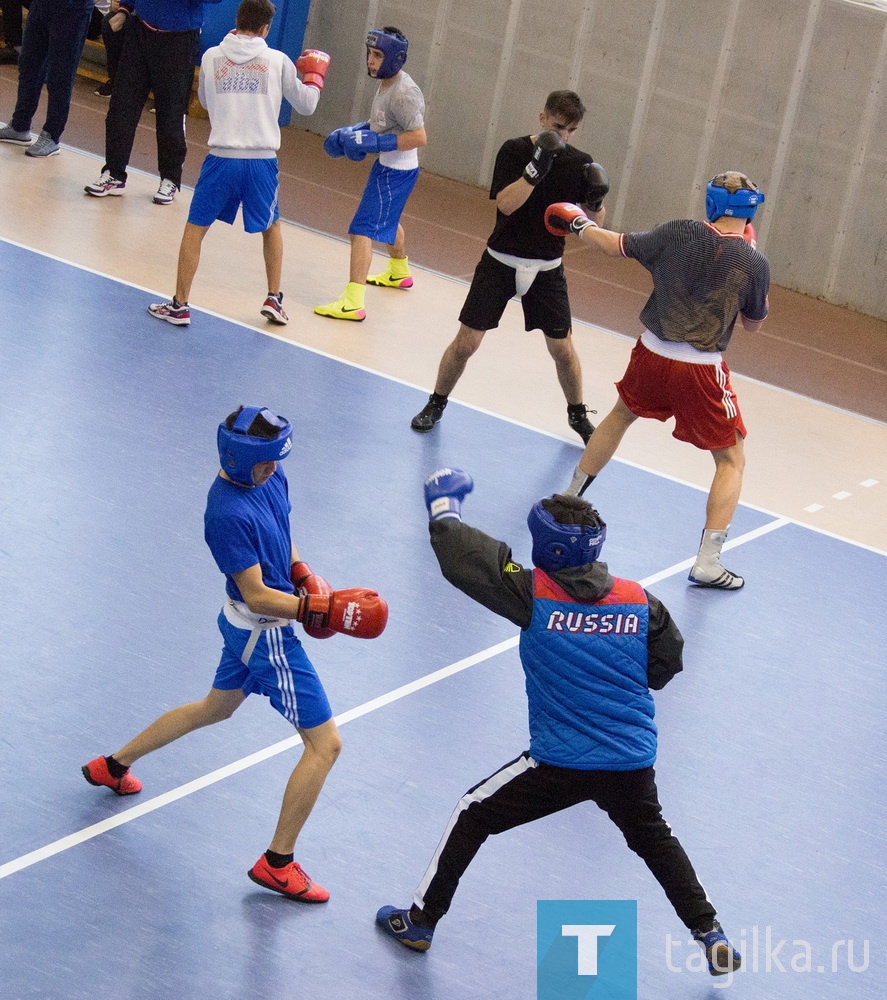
153, 178, 177, 205
85, 170, 125, 197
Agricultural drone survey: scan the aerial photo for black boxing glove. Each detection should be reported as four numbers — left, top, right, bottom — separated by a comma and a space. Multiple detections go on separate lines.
583, 161, 610, 212
523, 130, 565, 187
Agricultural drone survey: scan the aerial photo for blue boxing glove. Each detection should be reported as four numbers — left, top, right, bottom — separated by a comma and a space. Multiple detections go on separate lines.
323, 122, 372, 159
424, 468, 474, 521
343, 129, 399, 161
323, 128, 350, 158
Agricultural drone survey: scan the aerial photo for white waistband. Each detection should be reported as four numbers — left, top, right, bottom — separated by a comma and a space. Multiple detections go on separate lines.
641, 329, 722, 365
487, 248, 562, 296
379, 148, 419, 170
223, 600, 290, 631
209, 148, 276, 160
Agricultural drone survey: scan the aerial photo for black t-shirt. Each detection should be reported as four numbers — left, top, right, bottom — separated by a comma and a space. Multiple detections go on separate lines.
487, 136, 594, 260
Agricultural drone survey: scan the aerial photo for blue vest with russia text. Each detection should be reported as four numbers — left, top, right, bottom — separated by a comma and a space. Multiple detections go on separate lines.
518, 570, 657, 770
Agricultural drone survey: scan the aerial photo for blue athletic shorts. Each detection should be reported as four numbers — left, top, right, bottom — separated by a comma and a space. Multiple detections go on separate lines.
212, 610, 332, 731
349, 160, 419, 244
188, 155, 280, 234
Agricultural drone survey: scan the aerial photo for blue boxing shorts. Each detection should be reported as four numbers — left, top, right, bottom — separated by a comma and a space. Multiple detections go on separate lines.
188, 154, 280, 234
212, 604, 332, 730
349, 160, 419, 244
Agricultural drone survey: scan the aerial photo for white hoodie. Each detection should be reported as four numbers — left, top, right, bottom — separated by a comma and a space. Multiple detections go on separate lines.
198, 32, 319, 157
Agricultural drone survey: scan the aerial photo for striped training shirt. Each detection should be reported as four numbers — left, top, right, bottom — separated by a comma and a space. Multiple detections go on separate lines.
621, 219, 770, 353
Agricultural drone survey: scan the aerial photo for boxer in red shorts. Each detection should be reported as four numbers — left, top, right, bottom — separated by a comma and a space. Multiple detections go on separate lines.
547, 172, 770, 589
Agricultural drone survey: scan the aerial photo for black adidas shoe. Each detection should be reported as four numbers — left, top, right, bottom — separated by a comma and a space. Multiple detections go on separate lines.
688, 563, 745, 590
411, 396, 447, 432
567, 404, 597, 443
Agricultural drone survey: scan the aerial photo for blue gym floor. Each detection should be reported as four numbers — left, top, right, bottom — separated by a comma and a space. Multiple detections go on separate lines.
0, 239, 884, 999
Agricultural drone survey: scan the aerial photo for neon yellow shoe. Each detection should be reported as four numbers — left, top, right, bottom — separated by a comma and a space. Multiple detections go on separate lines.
367, 256, 413, 289
367, 269, 413, 289
314, 298, 367, 321
314, 282, 367, 321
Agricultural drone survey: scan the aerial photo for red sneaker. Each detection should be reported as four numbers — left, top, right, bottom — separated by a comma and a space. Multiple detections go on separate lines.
248, 855, 330, 903
81, 756, 142, 795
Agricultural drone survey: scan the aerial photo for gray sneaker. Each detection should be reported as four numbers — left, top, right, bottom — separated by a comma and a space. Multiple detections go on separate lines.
25, 130, 60, 157
0, 123, 32, 146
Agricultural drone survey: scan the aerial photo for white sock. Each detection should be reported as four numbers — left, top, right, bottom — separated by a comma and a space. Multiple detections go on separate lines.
695, 527, 729, 569
565, 465, 594, 497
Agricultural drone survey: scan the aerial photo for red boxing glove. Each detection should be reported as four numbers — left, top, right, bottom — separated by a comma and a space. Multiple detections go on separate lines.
297, 588, 389, 640
743, 223, 757, 250
297, 49, 331, 90
291, 561, 335, 639
544, 202, 595, 237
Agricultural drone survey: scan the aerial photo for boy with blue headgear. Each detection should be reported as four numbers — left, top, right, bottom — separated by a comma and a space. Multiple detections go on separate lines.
376, 469, 740, 978
547, 171, 770, 590
315, 25, 426, 322
83, 405, 387, 904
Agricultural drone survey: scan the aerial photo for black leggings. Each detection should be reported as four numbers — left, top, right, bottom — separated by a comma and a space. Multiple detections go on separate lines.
415, 753, 717, 930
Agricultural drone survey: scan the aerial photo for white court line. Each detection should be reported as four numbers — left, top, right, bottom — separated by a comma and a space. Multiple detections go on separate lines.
0, 518, 789, 883
1, 235, 884, 555
0, 637, 517, 883
640, 517, 790, 587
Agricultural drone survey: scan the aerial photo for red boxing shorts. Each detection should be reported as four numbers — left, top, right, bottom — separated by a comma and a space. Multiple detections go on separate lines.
617, 339, 746, 451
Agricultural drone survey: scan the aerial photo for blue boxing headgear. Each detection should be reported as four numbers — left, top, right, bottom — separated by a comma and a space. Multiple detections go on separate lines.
528, 495, 607, 573
706, 171, 765, 222
366, 27, 408, 79
217, 406, 293, 487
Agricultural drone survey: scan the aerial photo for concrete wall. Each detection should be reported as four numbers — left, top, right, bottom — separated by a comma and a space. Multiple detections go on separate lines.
301, 0, 887, 320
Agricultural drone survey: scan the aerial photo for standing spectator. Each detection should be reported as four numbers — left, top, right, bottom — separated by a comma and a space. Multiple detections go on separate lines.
84, 0, 222, 204
314, 26, 426, 322
409, 90, 606, 444
547, 172, 769, 590
0, 0, 93, 157
146, 0, 329, 328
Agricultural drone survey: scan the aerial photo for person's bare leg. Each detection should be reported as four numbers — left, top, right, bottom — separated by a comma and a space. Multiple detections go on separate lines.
544, 332, 583, 405
389, 223, 406, 261
704, 437, 745, 530
369, 224, 412, 285
689, 435, 746, 589
262, 220, 283, 295
563, 396, 639, 496
546, 332, 597, 441
349, 233, 374, 284
174, 223, 211, 303
268, 719, 342, 854
114, 687, 246, 768
432, 324, 487, 396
